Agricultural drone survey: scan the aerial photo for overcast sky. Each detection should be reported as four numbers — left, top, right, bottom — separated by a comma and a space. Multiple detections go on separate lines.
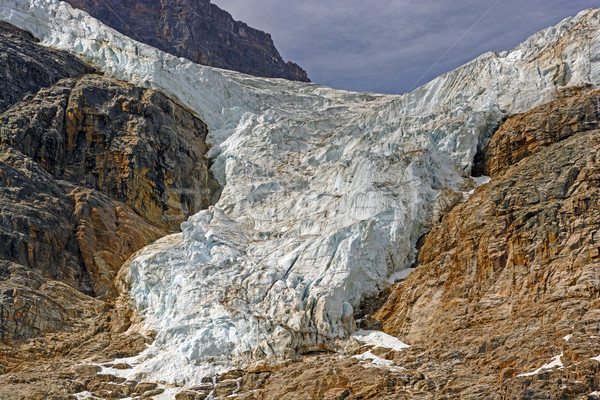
211, 0, 599, 94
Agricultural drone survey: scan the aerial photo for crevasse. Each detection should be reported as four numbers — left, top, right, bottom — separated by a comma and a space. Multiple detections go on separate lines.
2, 0, 600, 386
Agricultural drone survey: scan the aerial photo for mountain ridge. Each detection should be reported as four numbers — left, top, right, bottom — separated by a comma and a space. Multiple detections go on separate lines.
62, 0, 310, 82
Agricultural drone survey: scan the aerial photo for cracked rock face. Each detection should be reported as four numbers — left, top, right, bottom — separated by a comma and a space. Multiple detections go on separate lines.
0, 20, 93, 114
0, 73, 220, 298
4, 0, 600, 388
373, 89, 600, 399
0, 20, 220, 345
2, 2, 600, 399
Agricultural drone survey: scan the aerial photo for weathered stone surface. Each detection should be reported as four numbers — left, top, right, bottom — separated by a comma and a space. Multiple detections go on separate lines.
0, 145, 85, 289
373, 90, 600, 398
478, 87, 600, 177
0, 21, 93, 113
0, 74, 219, 230
63, 0, 310, 82
0, 260, 102, 341
0, 72, 220, 297
0, 293, 151, 400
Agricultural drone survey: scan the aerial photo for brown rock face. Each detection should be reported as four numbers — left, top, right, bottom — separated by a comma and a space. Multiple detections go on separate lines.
480, 87, 600, 177
0, 74, 220, 299
0, 22, 220, 345
0, 21, 94, 114
373, 90, 600, 398
0, 21, 220, 399
0, 260, 103, 341
63, 0, 310, 82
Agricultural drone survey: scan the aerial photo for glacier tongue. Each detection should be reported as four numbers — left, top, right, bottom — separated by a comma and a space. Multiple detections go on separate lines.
3, 0, 600, 386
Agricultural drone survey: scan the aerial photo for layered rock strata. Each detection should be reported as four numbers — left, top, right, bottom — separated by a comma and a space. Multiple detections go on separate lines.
373, 89, 600, 398
0, 22, 219, 344
3, 0, 600, 388
1, 2, 600, 399
0, 20, 93, 113
63, 0, 310, 82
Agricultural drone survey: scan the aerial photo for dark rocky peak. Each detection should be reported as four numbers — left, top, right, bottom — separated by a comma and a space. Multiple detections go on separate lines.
63, 0, 310, 82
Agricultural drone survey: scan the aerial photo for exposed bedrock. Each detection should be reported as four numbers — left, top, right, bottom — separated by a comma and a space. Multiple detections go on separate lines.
63, 0, 310, 82
0, 22, 220, 340
373, 89, 600, 398
0, 20, 93, 114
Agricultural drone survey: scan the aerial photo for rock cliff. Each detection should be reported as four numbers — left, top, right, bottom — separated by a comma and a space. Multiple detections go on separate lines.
63, 0, 310, 82
0, 21, 219, 345
373, 88, 600, 398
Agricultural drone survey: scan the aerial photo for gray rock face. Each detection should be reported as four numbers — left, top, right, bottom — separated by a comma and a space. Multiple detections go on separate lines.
0, 22, 220, 340
63, 0, 310, 82
0, 21, 93, 113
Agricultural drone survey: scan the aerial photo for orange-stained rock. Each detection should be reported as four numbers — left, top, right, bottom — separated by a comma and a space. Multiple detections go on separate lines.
68, 185, 168, 296
373, 90, 600, 398
0, 69, 220, 298
479, 87, 600, 177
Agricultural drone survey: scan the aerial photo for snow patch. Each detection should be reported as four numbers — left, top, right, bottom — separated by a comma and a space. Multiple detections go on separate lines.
353, 350, 394, 367
563, 334, 573, 341
462, 175, 491, 200
592, 354, 600, 362
351, 330, 410, 352
517, 353, 564, 377
388, 268, 416, 283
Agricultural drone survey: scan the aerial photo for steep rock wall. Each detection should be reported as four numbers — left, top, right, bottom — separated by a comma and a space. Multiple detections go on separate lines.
63, 0, 310, 82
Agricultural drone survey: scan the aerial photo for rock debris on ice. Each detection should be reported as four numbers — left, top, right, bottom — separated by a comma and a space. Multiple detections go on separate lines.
2, 0, 600, 386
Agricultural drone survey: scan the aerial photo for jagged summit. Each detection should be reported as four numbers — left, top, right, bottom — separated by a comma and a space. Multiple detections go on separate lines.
61, 0, 310, 82
1, 1, 600, 398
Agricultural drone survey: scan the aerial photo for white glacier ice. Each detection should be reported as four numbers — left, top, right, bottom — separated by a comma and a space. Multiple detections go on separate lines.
2, 0, 600, 387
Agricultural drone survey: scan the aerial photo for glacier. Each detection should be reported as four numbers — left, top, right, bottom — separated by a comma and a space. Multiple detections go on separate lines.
2, 0, 600, 387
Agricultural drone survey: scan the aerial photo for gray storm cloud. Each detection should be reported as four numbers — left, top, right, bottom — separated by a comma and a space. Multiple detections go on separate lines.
212, 0, 599, 93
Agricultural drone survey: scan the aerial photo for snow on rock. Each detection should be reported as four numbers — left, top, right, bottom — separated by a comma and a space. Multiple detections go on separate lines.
352, 350, 395, 368
461, 175, 491, 200
517, 354, 564, 377
351, 330, 410, 351
2, 0, 600, 386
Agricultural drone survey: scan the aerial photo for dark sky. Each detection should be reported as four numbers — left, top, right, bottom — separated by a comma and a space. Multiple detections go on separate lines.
211, 0, 599, 94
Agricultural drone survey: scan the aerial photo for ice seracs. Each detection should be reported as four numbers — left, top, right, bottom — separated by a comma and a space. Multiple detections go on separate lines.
2, 0, 600, 387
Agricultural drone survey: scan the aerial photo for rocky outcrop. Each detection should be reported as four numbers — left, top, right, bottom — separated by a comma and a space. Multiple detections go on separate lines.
479, 86, 600, 177
0, 260, 103, 341
0, 21, 93, 113
373, 89, 600, 398
0, 73, 220, 299
63, 0, 310, 82
0, 22, 220, 343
